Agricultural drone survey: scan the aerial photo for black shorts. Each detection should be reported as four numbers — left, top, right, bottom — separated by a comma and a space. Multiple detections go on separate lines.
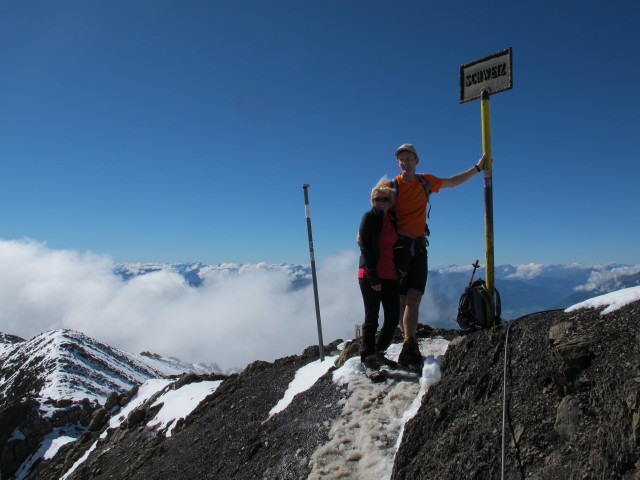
399, 250, 428, 295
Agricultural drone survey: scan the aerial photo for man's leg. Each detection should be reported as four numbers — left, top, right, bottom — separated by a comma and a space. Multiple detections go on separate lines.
402, 288, 423, 337
398, 249, 427, 369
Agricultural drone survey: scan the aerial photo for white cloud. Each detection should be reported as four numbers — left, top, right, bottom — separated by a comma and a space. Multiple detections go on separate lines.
504, 263, 546, 280
0, 239, 360, 370
433, 264, 475, 274
575, 265, 640, 293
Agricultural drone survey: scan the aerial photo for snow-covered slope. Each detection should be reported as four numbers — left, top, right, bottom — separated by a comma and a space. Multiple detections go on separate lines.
0, 329, 224, 479
0, 329, 219, 406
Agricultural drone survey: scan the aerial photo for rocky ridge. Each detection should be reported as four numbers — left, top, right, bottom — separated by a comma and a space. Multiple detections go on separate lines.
0, 330, 220, 479
394, 301, 640, 479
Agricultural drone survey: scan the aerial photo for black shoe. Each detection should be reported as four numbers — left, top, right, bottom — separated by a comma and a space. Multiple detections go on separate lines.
362, 354, 380, 371
375, 351, 398, 368
398, 337, 422, 369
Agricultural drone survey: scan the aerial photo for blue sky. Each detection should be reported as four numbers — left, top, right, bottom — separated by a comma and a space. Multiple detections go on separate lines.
1, 0, 638, 267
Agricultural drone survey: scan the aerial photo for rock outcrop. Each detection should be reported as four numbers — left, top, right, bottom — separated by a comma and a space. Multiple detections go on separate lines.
393, 302, 640, 479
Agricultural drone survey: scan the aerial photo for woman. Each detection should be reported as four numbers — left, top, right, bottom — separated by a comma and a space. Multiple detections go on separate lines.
358, 180, 400, 370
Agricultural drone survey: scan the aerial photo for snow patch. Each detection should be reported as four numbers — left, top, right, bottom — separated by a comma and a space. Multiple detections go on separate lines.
14, 427, 86, 480
311, 338, 449, 480
9, 427, 26, 441
269, 356, 338, 416
44, 435, 77, 460
60, 440, 99, 480
565, 285, 640, 315
108, 378, 173, 429
147, 380, 222, 436
58, 378, 215, 479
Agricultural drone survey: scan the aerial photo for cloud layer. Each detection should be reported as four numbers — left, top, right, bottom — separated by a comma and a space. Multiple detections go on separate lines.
2, 239, 637, 371
0, 239, 361, 370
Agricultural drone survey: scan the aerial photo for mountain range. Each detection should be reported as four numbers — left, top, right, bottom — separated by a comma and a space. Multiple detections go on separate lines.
114, 261, 640, 324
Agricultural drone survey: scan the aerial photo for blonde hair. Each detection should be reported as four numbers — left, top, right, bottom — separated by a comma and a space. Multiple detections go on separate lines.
370, 180, 396, 207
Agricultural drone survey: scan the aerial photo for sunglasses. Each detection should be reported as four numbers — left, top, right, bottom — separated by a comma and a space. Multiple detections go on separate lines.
373, 197, 391, 203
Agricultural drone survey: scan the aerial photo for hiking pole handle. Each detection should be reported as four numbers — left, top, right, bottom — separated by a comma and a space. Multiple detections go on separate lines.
468, 259, 480, 286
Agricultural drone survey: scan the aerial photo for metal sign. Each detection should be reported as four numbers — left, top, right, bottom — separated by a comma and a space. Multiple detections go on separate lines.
460, 48, 513, 103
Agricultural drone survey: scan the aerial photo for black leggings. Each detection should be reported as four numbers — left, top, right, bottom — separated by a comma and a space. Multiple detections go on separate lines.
359, 278, 400, 360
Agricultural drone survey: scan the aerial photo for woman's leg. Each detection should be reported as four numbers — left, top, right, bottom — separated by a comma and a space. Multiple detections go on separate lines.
376, 279, 400, 353
359, 278, 381, 361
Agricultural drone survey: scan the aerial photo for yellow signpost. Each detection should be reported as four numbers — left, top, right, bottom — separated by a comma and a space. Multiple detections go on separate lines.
460, 48, 512, 326
480, 90, 495, 324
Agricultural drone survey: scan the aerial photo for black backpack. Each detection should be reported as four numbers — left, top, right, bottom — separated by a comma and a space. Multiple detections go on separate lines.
456, 278, 501, 331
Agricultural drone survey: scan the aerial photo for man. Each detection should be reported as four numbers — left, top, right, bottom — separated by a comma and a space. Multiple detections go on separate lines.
389, 143, 486, 370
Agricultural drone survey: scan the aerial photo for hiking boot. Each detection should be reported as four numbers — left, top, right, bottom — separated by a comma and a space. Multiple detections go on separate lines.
375, 351, 398, 368
398, 337, 422, 370
362, 354, 380, 371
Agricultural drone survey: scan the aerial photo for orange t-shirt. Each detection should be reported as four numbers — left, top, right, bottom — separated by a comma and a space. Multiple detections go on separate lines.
388, 174, 442, 237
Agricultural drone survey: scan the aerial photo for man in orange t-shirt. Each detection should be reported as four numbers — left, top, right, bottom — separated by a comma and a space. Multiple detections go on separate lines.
389, 143, 485, 370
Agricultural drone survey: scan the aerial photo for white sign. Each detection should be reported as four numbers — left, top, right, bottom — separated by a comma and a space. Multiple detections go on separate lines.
460, 48, 513, 103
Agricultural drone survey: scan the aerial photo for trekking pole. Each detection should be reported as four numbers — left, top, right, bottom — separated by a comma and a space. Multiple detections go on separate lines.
468, 260, 481, 286
302, 184, 325, 362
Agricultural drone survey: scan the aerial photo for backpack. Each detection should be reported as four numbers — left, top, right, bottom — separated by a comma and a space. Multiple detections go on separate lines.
456, 278, 501, 331
392, 174, 432, 234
